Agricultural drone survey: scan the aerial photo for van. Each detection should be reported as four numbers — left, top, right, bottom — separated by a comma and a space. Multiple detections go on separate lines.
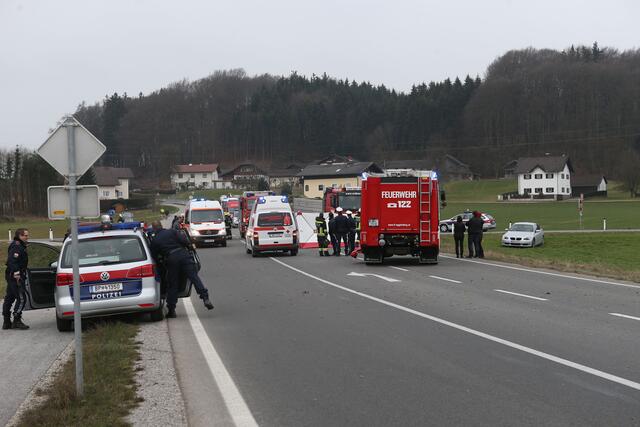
245, 196, 298, 256
185, 199, 227, 247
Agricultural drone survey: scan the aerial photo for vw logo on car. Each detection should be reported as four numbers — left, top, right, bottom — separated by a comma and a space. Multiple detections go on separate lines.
100, 271, 110, 281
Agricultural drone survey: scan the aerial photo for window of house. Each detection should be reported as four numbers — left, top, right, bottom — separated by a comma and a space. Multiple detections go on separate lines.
190, 173, 195, 179
332, 184, 337, 188
178, 173, 183, 179
546, 173, 554, 179
546, 187, 554, 193
102, 190, 110, 197
305, 185, 309, 192
566, 174, 570, 179
534, 174, 543, 179
318, 184, 324, 191
524, 188, 531, 194
524, 174, 531, 180
535, 188, 543, 194
202, 173, 208, 178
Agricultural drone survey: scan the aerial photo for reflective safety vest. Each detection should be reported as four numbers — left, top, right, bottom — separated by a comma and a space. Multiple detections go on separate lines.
355, 216, 361, 231
315, 219, 327, 237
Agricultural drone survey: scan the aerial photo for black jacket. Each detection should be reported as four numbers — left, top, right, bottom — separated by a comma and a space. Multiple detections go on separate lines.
333, 215, 351, 234
453, 221, 466, 237
6, 240, 28, 279
150, 228, 191, 259
467, 216, 484, 234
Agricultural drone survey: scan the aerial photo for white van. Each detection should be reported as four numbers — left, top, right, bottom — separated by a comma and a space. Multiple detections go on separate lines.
185, 199, 227, 247
245, 196, 298, 256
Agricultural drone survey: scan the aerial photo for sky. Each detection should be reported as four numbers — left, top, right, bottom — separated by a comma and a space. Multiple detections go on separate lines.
1, 0, 638, 149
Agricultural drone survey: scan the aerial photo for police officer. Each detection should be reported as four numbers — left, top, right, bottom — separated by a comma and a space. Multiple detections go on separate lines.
150, 221, 213, 318
333, 207, 351, 256
327, 212, 338, 256
453, 216, 466, 258
466, 211, 485, 258
315, 213, 330, 256
346, 210, 356, 254
3, 228, 30, 330
224, 212, 232, 239
355, 209, 361, 246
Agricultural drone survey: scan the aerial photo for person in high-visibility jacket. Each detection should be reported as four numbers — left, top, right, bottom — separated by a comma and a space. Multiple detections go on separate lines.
355, 209, 361, 246
315, 213, 330, 256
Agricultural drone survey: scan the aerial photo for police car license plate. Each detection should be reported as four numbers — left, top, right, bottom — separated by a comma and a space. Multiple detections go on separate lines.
268, 232, 283, 237
204, 239, 216, 243
91, 283, 123, 293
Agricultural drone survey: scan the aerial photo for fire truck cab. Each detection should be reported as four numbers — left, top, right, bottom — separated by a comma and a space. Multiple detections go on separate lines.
240, 191, 275, 238
360, 174, 441, 265
323, 187, 361, 213
184, 199, 227, 247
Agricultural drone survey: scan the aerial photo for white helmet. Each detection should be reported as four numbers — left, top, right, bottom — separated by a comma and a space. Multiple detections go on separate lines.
336, 207, 344, 213
346, 210, 353, 215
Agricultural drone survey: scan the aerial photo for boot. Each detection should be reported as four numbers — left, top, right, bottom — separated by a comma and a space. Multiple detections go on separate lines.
12, 316, 29, 330
203, 298, 214, 310
166, 308, 177, 318
2, 316, 11, 330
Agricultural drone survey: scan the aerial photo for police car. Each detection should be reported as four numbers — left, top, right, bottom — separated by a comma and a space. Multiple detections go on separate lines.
245, 195, 299, 257
23, 221, 192, 332
185, 198, 227, 247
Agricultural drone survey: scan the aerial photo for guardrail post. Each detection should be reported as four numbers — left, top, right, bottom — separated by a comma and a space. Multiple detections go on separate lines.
8, 229, 12, 241
603, 218, 607, 231
49, 227, 54, 240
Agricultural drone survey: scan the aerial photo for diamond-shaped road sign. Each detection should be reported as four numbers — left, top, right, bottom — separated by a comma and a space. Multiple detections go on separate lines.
37, 116, 106, 178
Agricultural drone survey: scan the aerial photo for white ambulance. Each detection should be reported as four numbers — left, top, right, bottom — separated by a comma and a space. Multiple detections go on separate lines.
245, 195, 298, 256
185, 199, 227, 247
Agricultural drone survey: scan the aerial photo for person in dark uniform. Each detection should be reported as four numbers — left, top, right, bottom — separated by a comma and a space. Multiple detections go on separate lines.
354, 209, 361, 246
173, 214, 185, 230
346, 210, 356, 254
333, 207, 351, 256
328, 212, 338, 256
224, 212, 232, 239
466, 211, 484, 258
315, 213, 329, 256
453, 216, 466, 258
3, 228, 30, 330
150, 221, 213, 318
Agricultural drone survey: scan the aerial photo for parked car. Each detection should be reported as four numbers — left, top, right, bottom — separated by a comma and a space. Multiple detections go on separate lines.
24, 222, 192, 332
501, 222, 544, 248
439, 210, 496, 232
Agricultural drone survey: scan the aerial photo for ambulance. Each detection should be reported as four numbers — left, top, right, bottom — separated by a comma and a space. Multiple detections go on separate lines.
245, 195, 299, 257
184, 198, 227, 247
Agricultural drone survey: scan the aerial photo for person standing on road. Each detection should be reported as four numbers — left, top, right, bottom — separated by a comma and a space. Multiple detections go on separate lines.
3, 229, 30, 330
150, 221, 213, 318
173, 214, 185, 230
355, 209, 361, 246
453, 216, 466, 258
466, 211, 484, 258
346, 210, 356, 254
315, 213, 330, 256
333, 207, 351, 256
327, 212, 338, 256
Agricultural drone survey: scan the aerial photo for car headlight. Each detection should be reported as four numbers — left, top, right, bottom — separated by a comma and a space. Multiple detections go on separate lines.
523, 237, 530, 240
191, 229, 200, 236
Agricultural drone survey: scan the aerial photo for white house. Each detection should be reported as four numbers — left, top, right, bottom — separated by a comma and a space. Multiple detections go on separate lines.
515, 156, 574, 197
170, 163, 232, 190
93, 167, 134, 200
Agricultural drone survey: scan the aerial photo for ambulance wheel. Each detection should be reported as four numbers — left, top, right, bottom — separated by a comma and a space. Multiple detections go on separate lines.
290, 248, 298, 256
150, 307, 164, 322
56, 315, 73, 332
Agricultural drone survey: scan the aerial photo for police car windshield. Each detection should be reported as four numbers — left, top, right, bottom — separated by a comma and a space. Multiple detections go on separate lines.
258, 212, 293, 227
191, 209, 224, 223
61, 236, 147, 268
339, 195, 360, 211
510, 224, 534, 232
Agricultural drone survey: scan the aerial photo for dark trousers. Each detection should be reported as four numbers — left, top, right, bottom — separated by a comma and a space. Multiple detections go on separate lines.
468, 233, 484, 258
2, 276, 26, 318
330, 233, 339, 254
335, 233, 349, 255
454, 235, 464, 258
348, 231, 356, 254
166, 250, 209, 309
317, 236, 329, 254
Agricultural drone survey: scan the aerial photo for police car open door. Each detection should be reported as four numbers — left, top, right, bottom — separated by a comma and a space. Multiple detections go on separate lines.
25, 242, 60, 310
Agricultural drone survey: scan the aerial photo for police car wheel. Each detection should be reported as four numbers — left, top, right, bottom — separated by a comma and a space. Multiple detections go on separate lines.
150, 307, 164, 322
439, 224, 449, 232
56, 315, 73, 332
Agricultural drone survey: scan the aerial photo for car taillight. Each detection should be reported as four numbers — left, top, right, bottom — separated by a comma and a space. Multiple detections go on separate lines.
56, 273, 73, 287
127, 264, 155, 278
484, 219, 491, 223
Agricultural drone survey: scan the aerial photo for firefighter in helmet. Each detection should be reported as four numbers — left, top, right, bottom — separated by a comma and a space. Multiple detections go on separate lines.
315, 213, 330, 256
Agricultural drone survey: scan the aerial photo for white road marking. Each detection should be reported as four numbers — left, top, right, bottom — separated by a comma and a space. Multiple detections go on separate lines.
347, 272, 400, 283
494, 289, 548, 301
442, 255, 640, 289
429, 275, 462, 284
389, 266, 409, 272
270, 257, 640, 392
609, 313, 640, 322
183, 298, 258, 427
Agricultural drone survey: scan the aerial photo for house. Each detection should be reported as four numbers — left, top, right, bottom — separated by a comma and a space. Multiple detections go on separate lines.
503, 160, 518, 178
220, 163, 269, 188
170, 164, 232, 190
313, 154, 359, 165
382, 155, 475, 181
93, 167, 134, 200
572, 174, 607, 197
515, 156, 574, 197
268, 164, 303, 189
298, 161, 384, 198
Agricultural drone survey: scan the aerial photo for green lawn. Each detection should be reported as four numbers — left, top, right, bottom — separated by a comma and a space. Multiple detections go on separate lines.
444, 179, 517, 202
441, 232, 640, 283
442, 200, 640, 231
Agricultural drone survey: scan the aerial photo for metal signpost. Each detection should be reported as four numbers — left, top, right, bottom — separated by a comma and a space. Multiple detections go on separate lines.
578, 193, 584, 229
37, 116, 106, 397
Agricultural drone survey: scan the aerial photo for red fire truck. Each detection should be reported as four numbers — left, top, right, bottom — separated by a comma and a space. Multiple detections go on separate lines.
239, 191, 275, 238
359, 174, 442, 265
323, 187, 361, 213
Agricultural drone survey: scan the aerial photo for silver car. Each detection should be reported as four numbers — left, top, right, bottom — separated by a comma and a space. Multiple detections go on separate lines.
25, 223, 192, 331
501, 222, 545, 248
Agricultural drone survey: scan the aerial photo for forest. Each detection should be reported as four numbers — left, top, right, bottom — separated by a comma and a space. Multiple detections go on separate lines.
2, 43, 640, 217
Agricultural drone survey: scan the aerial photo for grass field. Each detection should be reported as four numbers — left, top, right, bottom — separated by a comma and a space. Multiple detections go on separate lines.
441, 232, 640, 283
17, 322, 140, 426
175, 188, 237, 200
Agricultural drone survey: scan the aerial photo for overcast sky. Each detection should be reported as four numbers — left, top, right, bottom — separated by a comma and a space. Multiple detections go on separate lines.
1, 0, 638, 149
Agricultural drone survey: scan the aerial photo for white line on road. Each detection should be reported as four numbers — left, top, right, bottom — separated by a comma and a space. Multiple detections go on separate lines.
494, 289, 548, 301
389, 266, 409, 272
183, 298, 258, 427
609, 313, 640, 322
270, 257, 640, 392
429, 275, 462, 284
442, 255, 640, 289
348, 272, 400, 283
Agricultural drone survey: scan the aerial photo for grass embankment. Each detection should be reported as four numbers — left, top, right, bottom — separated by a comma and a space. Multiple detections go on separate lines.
175, 188, 236, 200
17, 322, 140, 427
441, 232, 640, 283
442, 200, 640, 230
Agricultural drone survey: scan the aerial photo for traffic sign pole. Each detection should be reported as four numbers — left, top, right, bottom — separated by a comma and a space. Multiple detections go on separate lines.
64, 116, 84, 398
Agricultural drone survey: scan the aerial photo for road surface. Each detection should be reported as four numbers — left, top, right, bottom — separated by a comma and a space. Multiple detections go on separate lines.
169, 230, 640, 426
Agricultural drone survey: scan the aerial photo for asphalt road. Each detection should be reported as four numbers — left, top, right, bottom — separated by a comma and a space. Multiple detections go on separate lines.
170, 230, 640, 426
